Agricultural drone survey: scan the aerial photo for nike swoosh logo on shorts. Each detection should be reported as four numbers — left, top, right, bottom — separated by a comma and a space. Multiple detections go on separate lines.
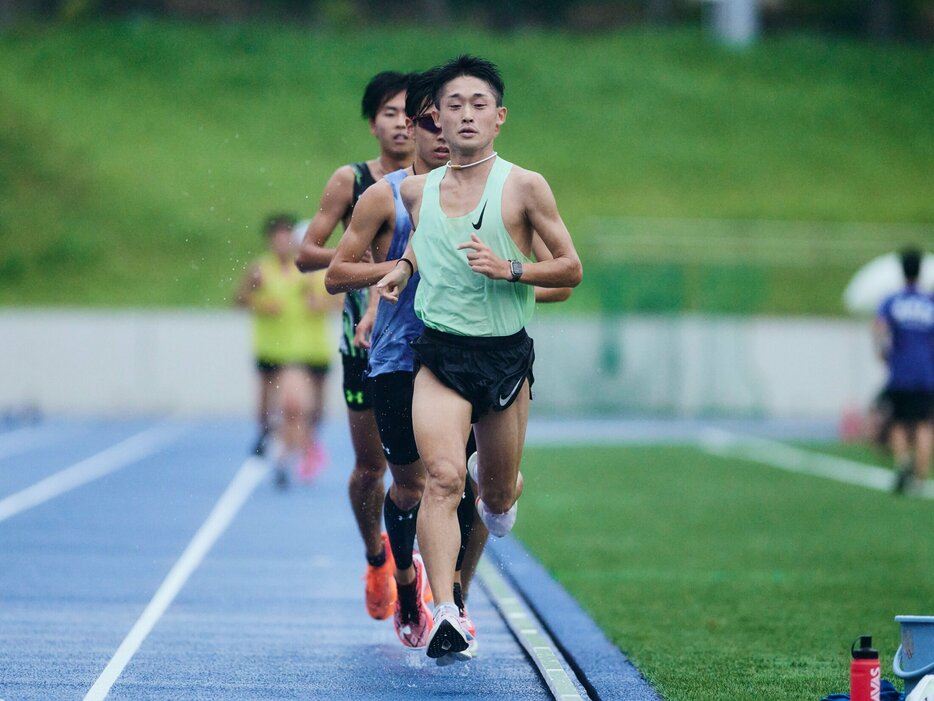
472, 201, 487, 230
499, 376, 524, 407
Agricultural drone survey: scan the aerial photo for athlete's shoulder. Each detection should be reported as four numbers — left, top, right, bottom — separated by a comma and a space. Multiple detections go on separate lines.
326, 164, 358, 191
399, 172, 429, 196
505, 163, 554, 202
355, 178, 396, 213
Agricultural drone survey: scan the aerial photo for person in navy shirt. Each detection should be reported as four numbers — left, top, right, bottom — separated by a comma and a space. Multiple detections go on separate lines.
874, 247, 934, 494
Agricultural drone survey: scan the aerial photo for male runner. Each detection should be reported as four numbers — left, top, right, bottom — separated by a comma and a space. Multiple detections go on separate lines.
235, 214, 333, 488
328, 69, 573, 652
376, 56, 582, 663
295, 71, 414, 620
874, 247, 934, 495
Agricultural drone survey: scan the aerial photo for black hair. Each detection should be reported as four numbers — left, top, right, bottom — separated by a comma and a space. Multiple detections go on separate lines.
432, 55, 504, 107
405, 67, 440, 119
262, 213, 297, 236
901, 246, 922, 281
361, 71, 413, 121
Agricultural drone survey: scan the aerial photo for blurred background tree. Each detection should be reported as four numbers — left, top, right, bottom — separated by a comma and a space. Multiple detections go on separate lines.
1, 0, 931, 41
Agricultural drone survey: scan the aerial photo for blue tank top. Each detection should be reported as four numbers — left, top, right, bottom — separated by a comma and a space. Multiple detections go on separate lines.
878, 286, 934, 391
367, 168, 424, 377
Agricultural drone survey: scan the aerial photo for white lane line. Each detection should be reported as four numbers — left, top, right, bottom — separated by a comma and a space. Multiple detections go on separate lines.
699, 428, 934, 499
84, 457, 267, 701
477, 558, 586, 701
0, 424, 185, 523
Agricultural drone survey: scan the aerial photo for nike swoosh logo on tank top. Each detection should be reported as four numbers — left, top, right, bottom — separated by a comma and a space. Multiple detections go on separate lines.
472, 202, 487, 230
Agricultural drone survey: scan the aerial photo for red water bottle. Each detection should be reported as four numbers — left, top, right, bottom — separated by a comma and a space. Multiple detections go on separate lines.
850, 635, 881, 701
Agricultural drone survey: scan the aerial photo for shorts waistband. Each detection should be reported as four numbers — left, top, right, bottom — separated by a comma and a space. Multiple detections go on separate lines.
421, 326, 529, 349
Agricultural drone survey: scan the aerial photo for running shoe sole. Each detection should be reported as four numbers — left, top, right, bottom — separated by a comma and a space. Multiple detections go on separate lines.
426, 619, 471, 660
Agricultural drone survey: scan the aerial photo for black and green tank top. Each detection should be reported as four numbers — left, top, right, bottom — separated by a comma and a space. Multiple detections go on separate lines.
340, 162, 377, 357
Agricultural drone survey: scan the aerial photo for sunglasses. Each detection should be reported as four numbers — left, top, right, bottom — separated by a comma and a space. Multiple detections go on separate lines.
413, 114, 441, 134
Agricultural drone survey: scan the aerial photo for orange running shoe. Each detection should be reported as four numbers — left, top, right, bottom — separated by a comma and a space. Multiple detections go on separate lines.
365, 532, 396, 620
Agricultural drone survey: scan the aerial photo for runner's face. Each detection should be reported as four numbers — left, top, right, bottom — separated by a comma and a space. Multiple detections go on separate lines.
370, 90, 413, 160
270, 228, 292, 258
435, 76, 505, 156
411, 112, 449, 169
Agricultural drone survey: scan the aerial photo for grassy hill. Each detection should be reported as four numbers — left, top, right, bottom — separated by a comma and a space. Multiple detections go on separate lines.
0, 21, 932, 312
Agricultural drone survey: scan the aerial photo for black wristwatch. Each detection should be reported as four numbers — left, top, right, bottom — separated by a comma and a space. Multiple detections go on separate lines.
508, 259, 523, 282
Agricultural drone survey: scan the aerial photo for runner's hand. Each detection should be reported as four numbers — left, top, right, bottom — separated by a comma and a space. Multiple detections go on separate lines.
457, 233, 509, 280
375, 265, 410, 304
353, 305, 375, 349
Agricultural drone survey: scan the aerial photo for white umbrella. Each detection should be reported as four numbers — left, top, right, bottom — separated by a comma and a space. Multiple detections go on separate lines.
843, 252, 934, 314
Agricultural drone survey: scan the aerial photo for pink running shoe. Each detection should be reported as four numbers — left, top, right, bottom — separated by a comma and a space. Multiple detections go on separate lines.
393, 554, 434, 648
297, 441, 325, 482
459, 605, 478, 654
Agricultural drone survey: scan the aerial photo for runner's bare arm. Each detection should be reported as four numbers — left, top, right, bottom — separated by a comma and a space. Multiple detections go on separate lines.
233, 263, 261, 308
375, 237, 417, 304
514, 172, 581, 287
325, 181, 398, 294
458, 172, 581, 288
872, 315, 891, 361
530, 233, 572, 303
234, 263, 281, 315
295, 166, 355, 273
353, 284, 381, 349
375, 175, 425, 303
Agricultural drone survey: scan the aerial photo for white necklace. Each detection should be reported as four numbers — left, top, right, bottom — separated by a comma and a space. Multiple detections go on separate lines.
446, 152, 497, 170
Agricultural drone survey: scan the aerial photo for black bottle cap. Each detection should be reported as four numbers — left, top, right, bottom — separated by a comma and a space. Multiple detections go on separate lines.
852, 635, 879, 659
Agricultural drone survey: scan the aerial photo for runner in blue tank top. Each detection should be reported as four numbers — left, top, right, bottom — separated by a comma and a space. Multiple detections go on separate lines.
294, 71, 415, 624
874, 247, 934, 494
324, 72, 454, 650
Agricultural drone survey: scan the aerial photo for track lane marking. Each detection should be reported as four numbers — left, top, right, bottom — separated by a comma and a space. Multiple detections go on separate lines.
477, 558, 586, 701
0, 424, 185, 523
84, 456, 267, 701
699, 428, 934, 498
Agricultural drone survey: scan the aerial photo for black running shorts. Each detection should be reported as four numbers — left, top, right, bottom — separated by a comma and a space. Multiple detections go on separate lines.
411, 327, 534, 423
370, 371, 419, 465
886, 389, 934, 424
341, 354, 371, 411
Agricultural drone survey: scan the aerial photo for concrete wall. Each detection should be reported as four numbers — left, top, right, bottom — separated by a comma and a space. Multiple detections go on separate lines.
0, 309, 885, 420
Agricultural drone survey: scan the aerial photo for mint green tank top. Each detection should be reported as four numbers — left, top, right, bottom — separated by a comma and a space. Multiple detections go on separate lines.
412, 157, 534, 337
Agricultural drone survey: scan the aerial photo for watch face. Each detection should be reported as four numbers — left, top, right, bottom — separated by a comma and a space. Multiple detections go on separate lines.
511, 260, 522, 280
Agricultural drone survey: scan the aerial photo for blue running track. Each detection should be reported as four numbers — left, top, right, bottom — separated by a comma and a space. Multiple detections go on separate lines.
0, 418, 660, 700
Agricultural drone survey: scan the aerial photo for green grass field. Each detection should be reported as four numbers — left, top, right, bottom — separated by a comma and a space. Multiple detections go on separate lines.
1, 21, 932, 311
516, 440, 933, 700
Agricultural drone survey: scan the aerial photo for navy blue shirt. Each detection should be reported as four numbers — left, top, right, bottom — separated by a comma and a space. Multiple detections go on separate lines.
877, 285, 934, 391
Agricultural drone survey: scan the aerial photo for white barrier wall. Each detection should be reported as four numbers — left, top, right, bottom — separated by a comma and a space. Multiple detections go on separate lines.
0, 309, 885, 420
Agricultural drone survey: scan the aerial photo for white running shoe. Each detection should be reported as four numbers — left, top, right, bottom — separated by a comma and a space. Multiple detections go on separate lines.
476, 497, 517, 538
467, 451, 479, 485
426, 603, 472, 665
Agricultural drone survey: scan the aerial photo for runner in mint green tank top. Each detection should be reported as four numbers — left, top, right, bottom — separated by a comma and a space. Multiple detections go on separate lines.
374, 57, 582, 665
413, 156, 533, 337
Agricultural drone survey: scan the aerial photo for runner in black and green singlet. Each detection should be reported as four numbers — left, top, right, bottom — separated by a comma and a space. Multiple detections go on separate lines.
295, 71, 416, 622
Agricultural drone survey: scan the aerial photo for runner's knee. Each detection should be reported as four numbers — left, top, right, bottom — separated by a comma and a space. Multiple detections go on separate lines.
389, 480, 423, 511
352, 459, 385, 485
425, 457, 465, 500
